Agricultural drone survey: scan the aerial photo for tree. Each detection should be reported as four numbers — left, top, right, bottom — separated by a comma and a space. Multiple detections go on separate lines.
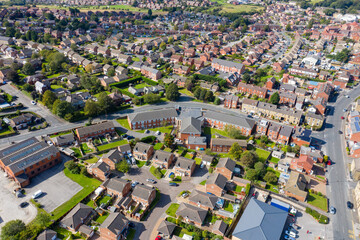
204, 90, 214, 102
85, 64, 94, 73
64, 160, 80, 174
116, 160, 130, 173
254, 162, 266, 177
159, 42, 166, 51
148, 9, 152, 17
193, 87, 201, 99
143, 93, 161, 104
264, 171, 278, 184
7, 69, 20, 83
260, 135, 268, 144
269, 91, 280, 105
164, 133, 174, 148
166, 83, 180, 101
22, 62, 35, 75
243, 73, 251, 83
1, 220, 26, 240
54, 101, 74, 118
168, 36, 174, 44
214, 97, 221, 105
285, 23, 292, 31
225, 125, 244, 139
97, 92, 112, 113
246, 169, 258, 181
42, 90, 57, 109
229, 142, 243, 160
107, 67, 115, 77
240, 151, 258, 168
184, 23, 189, 30
185, 78, 194, 91
84, 100, 100, 117
70, 43, 78, 51
263, 25, 270, 32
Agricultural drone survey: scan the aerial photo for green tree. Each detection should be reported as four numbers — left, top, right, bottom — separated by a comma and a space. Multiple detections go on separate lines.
159, 42, 166, 51
285, 23, 292, 31
225, 125, 244, 139
107, 67, 115, 77
166, 83, 180, 101
260, 135, 268, 144
1, 220, 26, 239
143, 93, 161, 104
240, 151, 258, 168
164, 133, 174, 148
54, 101, 74, 118
7, 69, 20, 83
214, 97, 221, 105
70, 43, 78, 51
5, 27, 16, 37
42, 90, 57, 109
116, 160, 130, 173
243, 73, 251, 83
168, 36, 174, 44
264, 171, 278, 184
64, 160, 80, 174
22, 62, 35, 75
229, 142, 243, 160
184, 23, 189, 30
148, 9, 152, 17
97, 92, 112, 113
254, 162, 266, 177
269, 91, 280, 105
84, 100, 100, 117
246, 169, 258, 181
193, 87, 201, 99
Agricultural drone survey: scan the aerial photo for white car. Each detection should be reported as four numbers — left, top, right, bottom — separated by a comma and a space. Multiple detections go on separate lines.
285, 230, 296, 238
32, 190, 43, 199
155, 131, 161, 135
31, 100, 37, 105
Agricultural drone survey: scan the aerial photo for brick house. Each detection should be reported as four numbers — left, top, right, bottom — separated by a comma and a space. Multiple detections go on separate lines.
60, 203, 94, 232
277, 126, 293, 145
224, 95, 239, 109
210, 138, 247, 153
101, 149, 124, 170
127, 109, 178, 130
237, 82, 267, 98
216, 158, 236, 180
133, 142, 154, 161
173, 64, 191, 75
75, 121, 115, 142
284, 172, 308, 202
102, 177, 131, 198
140, 66, 162, 81
179, 117, 202, 141
152, 150, 175, 169
267, 123, 281, 142
7, 113, 36, 130
176, 203, 208, 227
211, 58, 245, 74
99, 213, 129, 240
174, 157, 196, 177
88, 160, 110, 181
290, 155, 314, 175
132, 184, 156, 207
205, 173, 227, 196
188, 190, 218, 210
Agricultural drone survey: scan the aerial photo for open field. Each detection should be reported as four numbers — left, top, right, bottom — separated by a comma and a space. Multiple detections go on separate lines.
219, 4, 264, 13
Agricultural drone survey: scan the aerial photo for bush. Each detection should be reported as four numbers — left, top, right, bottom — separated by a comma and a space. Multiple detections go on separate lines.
245, 183, 251, 195
141, 135, 156, 143
80, 167, 89, 177
64, 160, 81, 174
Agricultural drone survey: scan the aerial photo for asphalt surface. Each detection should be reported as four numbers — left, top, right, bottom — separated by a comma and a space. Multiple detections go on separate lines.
323, 88, 360, 240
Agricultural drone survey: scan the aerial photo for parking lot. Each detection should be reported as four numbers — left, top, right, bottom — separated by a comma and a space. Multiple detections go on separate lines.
25, 154, 82, 212
0, 169, 37, 230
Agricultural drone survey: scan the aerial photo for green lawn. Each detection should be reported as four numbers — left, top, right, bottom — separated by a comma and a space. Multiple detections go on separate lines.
94, 211, 109, 224
127, 228, 136, 240
307, 193, 328, 211
200, 180, 206, 185
219, 3, 264, 13
138, 125, 174, 134
269, 157, 280, 163
195, 157, 202, 165
47, 73, 61, 79
265, 183, 279, 193
0, 126, 15, 136
184, 153, 193, 159
51, 169, 101, 220
51, 225, 85, 240
97, 195, 112, 206
153, 142, 163, 150
132, 57, 140, 62
136, 160, 146, 168
97, 140, 128, 151
179, 88, 194, 96
166, 203, 180, 217
50, 130, 72, 138
150, 166, 165, 179
71, 147, 82, 158
50, 84, 63, 90
164, 147, 172, 152
81, 143, 93, 154
255, 148, 271, 162
116, 118, 131, 130
224, 201, 234, 212
85, 156, 98, 164
203, 127, 229, 138
94, 91, 110, 98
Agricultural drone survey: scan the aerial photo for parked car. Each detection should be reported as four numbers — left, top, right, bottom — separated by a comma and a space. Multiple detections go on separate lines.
131, 181, 139, 188
155, 236, 162, 240
347, 201, 354, 209
285, 230, 296, 238
32, 190, 43, 199
169, 182, 178, 186
20, 202, 29, 208
182, 192, 189, 198
145, 129, 150, 133
341, 116, 345, 120
155, 131, 161, 135
147, 179, 156, 184
284, 235, 296, 240
31, 100, 36, 105
330, 206, 336, 214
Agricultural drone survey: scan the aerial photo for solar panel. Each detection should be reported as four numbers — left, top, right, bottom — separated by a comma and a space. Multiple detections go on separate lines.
2, 138, 37, 156
16, 150, 50, 170
8, 144, 43, 163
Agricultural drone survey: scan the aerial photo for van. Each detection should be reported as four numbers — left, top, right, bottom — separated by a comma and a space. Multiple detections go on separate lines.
32, 190, 43, 199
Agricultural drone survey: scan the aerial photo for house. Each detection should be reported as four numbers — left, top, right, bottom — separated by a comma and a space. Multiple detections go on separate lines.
179, 117, 202, 141
291, 127, 312, 147
157, 220, 176, 239
211, 58, 245, 74
290, 155, 314, 175
187, 136, 207, 150
51, 133, 75, 147
127, 109, 178, 130
176, 203, 208, 227
37, 229, 57, 240
115, 66, 128, 75
101, 149, 124, 170
173, 64, 190, 75
201, 155, 214, 167
75, 121, 115, 142
118, 144, 132, 154
224, 95, 239, 109
305, 113, 324, 128
6, 113, 35, 130
267, 123, 281, 142
210, 138, 247, 153
102, 177, 131, 198
173, 157, 196, 177
60, 203, 94, 232
99, 213, 129, 240
141, 66, 162, 80
132, 184, 156, 207
237, 82, 267, 98
35, 81, 49, 94
152, 150, 175, 169
188, 190, 218, 210
212, 220, 228, 236
205, 173, 227, 196
300, 146, 323, 163
88, 160, 110, 181
277, 126, 293, 145
133, 142, 154, 161
284, 172, 308, 202
232, 198, 288, 240
216, 158, 236, 180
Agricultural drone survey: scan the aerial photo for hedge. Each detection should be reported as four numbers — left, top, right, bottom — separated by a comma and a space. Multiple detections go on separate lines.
305, 207, 328, 224
110, 76, 142, 88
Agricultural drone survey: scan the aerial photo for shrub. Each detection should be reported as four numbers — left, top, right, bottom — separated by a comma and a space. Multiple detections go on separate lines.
245, 183, 251, 196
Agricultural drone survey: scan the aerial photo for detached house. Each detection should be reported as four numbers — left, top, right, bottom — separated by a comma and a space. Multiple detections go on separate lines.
205, 173, 227, 197
132, 184, 156, 207
174, 157, 196, 177
188, 190, 218, 210
99, 213, 129, 240
152, 150, 175, 169
290, 155, 314, 175
60, 203, 95, 232
216, 158, 236, 180
133, 142, 154, 161
102, 177, 131, 198
176, 203, 208, 227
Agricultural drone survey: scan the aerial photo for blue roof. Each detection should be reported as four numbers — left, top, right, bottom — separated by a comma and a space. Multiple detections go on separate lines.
308, 81, 319, 86
355, 122, 360, 132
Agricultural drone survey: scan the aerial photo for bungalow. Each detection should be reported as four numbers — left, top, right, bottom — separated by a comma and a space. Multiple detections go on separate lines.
51, 133, 75, 147
133, 142, 154, 161
173, 157, 196, 177
37, 229, 57, 240
152, 150, 175, 169
157, 220, 176, 239
176, 203, 208, 227
284, 172, 308, 202
205, 173, 227, 197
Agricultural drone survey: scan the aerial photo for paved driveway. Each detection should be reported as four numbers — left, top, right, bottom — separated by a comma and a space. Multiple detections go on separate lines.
0, 170, 37, 231
24, 154, 82, 212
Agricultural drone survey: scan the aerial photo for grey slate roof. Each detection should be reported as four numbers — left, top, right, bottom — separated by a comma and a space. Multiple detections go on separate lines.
102, 149, 123, 163
279, 126, 293, 138
37, 229, 56, 240
203, 111, 255, 130
232, 198, 288, 240
76, 121, 114, 138
175, 157, 195, 170
102, 177, 129, 194
100, 212, 128, 235
217, 158, 236, 171
188, 136, 207, 145
212, 58, 244, 70
207, 173, 227, 189
92, 160, 110, 172
180, 117, 202, 135
189, 190, 218, 209
157, 220, 176, 236
61, 203, 94, 229
52, 133, 75, 146
152, 150, 174, 163
213, 220, 228, 235
132, 184, 155, 201
211, 138, 247, 148
134, 142, 153, 154
176, 203, 208, 225
128, 109, 178, 123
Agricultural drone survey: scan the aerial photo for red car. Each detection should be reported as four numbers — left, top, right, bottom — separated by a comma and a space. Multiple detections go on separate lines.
155, 236, 162, 240
341, 116, 345, 119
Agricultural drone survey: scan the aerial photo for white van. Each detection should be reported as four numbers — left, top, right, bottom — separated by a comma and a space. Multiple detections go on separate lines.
32, 190, 43, 199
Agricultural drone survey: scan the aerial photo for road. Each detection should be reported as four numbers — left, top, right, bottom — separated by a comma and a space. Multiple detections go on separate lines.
323, 88, 360, 240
